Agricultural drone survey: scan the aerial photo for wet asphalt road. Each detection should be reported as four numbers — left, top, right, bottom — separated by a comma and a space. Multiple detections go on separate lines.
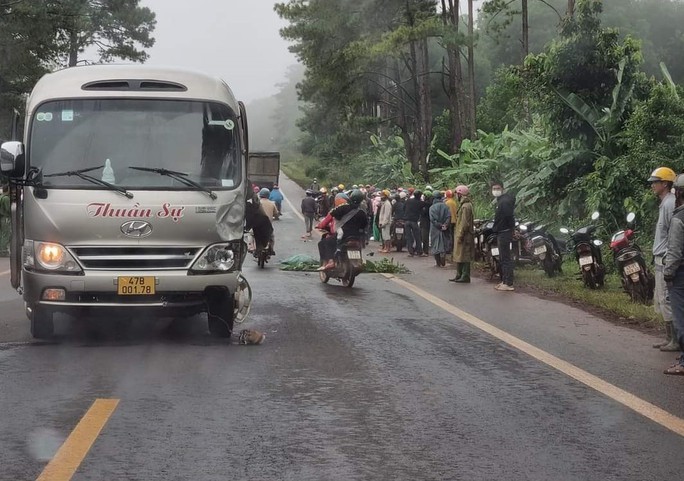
1, 175, 684, 480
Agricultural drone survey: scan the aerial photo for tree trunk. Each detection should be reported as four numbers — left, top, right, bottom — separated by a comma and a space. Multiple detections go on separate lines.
567, 0, 575, 17
522, 0, 529, 58
467, 0, 476, 138
415, 37, 432, 179
68, 29, 79, 67
441, 0, 468, 153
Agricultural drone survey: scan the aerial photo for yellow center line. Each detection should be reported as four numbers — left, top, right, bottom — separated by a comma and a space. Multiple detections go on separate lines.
383, 273, 684, 438
36, 398, 119, 481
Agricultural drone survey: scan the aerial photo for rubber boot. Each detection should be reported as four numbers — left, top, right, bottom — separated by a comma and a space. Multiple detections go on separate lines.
434, 254, 441, 267
449, 263, 463, 282
653, 322, 672, 348
660, 322, 681, 351
455, 263, 471, 283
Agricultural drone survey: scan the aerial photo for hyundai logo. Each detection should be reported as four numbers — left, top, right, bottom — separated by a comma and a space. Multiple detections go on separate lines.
120, 220, 153, 238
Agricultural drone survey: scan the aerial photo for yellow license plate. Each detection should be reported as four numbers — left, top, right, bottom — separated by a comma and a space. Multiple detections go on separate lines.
117, 276, 156, 295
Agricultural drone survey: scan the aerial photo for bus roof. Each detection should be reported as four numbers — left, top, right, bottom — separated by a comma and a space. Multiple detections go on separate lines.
27, 65, 240, 114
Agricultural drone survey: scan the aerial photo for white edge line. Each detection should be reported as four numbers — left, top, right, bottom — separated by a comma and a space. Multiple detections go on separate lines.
282, 191, 305, 222
0, 269, 10, 276
385, 273, 684, 438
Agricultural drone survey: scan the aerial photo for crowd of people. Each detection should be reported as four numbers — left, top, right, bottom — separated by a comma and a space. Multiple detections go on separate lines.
298, 181, 516, 290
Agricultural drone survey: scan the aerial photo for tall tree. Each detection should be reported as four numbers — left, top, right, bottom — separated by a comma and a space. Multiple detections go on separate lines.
47, 0, 157, 67
467, 0, 476, 137
440, 0, 468, 151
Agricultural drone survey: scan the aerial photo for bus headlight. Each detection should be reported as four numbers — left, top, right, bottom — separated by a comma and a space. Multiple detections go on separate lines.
24, 240, 82, 273
190, 242, 241, 273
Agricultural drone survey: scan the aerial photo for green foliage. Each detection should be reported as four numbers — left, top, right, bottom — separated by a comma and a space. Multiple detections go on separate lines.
527, 0, 643, 147
355, 134, 421, 187
432, 127, 582, 220
363, 258, 410, 274
476, 66, 528, 133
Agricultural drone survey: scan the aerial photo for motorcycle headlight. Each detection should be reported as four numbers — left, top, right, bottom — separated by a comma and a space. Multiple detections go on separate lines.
24, 240, 82, 273
190, 242, 241, 273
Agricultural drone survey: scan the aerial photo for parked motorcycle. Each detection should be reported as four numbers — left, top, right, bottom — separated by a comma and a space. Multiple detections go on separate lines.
560, 211, 606, 289
513, 220, 538, 266
473, 219, 487, 261
609, 212, 654, 303
319, 237, 364, 288
391, 218, 406, 252
521, 222, 563, 277
481, 220, 501, 280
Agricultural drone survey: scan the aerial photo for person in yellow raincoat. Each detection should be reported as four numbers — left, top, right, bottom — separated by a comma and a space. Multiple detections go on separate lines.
449, 185, 475, 283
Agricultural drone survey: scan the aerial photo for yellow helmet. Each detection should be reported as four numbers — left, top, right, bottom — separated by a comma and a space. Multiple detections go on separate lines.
648, 167, 676, 183
338, 184, 345, 190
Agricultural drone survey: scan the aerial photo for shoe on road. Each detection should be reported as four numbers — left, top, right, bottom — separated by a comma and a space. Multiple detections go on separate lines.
496, 284, 515, 291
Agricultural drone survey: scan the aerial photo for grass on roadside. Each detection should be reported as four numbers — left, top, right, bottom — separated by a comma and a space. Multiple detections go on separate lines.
477, 260, 661, 328
281, 160, 310, 189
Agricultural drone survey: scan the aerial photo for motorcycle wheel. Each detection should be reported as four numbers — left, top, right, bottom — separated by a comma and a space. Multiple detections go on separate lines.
582, 269, 597, 289
629, 281, 649, 304
543, 255, 557, 278
257, 251, 266, 268
319, 270, 330, 283
342, 273, 356, 288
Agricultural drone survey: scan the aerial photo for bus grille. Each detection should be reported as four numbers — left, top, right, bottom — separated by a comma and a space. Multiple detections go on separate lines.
69, 247, 200, 270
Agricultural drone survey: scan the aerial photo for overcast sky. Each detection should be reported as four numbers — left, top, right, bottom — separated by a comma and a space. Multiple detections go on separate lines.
137, 0, 298, 102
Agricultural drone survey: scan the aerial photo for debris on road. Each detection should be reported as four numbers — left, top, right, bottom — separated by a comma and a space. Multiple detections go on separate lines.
238, 329, 266, 345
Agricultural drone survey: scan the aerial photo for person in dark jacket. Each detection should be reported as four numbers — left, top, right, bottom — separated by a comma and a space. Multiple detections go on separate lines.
301, 190, 317, 237
419, 191, 432, 256
662, 173, 684, 375
491, 180, 516, 291
404, 190, 424, 256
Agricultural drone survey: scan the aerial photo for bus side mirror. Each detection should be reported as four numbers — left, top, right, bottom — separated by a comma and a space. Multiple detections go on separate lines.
0, 141, 25, 178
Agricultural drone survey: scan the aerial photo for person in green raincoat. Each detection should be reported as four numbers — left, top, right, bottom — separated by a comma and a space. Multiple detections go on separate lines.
0, 184, 10, 256
450, 185, 475, 283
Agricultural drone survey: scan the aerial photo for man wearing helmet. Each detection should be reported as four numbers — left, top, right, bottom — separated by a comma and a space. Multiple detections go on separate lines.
316, 192, 368, 270
269, 184, 284, 215
258, 188, 279, 221
662, 173, 684, 374
650, 167, 680, 352
450, 185, 474, 283
319, 187, 331, 217
309, 177, 319, 192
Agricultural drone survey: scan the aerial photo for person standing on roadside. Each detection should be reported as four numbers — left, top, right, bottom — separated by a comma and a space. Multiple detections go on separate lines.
450, 185, 474, 283
378, 190, 393, 253
492, 180, 515, 291
429, 192, 451, 267
444, 190, 459, 260
301, 190, 317, 238
403, 190, 423, 257
649, 167, 679, 351
662, 173, 684, 375
419, 191, 432, 256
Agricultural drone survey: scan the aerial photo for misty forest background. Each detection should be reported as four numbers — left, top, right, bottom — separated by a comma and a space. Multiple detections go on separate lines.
2, 0, 684, 236
251, 0, 684, 237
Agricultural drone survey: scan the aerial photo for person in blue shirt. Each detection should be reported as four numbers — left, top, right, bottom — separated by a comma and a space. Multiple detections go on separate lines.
269, 184, 284, 215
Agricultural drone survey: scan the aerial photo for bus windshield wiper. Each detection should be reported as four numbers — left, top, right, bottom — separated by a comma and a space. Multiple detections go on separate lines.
44, 166, 134, 199
128, 166, 217, 200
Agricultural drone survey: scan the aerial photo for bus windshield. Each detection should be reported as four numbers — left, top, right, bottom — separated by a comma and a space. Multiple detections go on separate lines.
29, 98, 241, 190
